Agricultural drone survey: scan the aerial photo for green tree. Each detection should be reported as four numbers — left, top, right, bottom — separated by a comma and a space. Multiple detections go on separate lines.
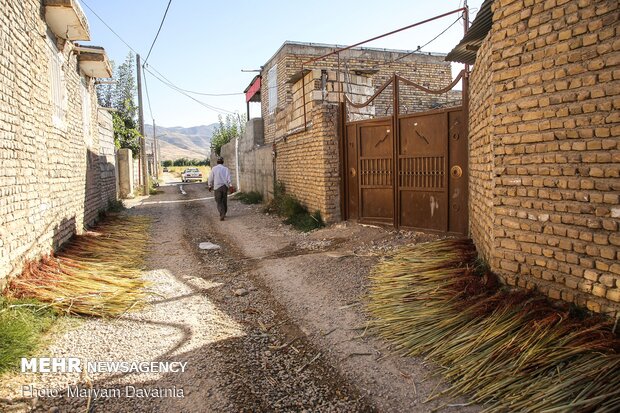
210, 114, 246, 155
96, 52, 141, 157
162, 160, 173, 167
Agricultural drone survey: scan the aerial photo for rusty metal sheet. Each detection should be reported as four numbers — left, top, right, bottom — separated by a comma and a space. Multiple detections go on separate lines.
359, 122, 393, 223
448, 109, 468, 234
398, 112, 448, 231
342, 87, 468, 235
346, 124, 359, 220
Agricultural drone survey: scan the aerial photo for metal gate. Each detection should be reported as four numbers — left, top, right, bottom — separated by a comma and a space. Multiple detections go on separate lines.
341, 74, 468, 235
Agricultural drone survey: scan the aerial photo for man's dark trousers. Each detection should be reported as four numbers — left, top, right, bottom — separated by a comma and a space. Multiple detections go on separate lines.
214, 185, 228, 218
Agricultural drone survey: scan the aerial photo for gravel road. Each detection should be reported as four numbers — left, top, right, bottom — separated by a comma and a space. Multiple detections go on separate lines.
0, 178, 478, 412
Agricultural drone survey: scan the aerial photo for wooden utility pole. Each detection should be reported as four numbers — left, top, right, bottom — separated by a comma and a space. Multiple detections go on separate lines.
136, 54, 149, 195
152, 120, 159, 180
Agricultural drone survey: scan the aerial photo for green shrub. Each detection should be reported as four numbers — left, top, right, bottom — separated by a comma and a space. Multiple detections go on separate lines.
284, 209, 325, 232
107, 199, 125, 213
234, 191, 263, 204
0, 297, 57, 374
266, 182, 324, 232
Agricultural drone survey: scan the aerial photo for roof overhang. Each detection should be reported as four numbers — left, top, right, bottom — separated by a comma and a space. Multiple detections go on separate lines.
446, 0, 494, 64
244, 75, 261, 103
44, 0, 90, 41
75, 45, 112, 78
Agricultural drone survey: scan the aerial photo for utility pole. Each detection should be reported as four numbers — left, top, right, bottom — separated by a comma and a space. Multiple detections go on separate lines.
152, 120, 159, 180
136, 54, 149, 195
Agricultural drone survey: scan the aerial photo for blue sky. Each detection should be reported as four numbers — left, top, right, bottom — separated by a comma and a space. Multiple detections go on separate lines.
80, 1, 483, 127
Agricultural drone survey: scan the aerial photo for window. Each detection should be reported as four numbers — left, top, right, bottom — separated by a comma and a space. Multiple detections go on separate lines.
81, 77, 92, 147
47, 35, 67, 127
267, 64, 277, 114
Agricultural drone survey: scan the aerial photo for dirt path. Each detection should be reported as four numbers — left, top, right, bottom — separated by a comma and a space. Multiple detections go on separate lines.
1, 180, 477, 412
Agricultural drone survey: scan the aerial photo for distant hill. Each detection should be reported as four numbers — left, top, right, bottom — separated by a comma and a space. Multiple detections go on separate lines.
144, 123, 217, 161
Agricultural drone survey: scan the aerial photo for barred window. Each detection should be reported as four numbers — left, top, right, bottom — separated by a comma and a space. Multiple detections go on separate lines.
81, 77, 92, 146
47, 35, 67, 127
268, 64, 277, 114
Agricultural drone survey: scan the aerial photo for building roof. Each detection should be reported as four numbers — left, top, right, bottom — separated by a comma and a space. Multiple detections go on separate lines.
263, 40, 447, 70
446, 0, 494, 64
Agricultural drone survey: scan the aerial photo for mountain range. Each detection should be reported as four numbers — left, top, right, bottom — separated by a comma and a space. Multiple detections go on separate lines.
144, 123, 217, 161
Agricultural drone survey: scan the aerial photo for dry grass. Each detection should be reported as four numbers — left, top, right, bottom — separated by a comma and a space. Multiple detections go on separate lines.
7, 216, 151, 317
367, 239, 620, 412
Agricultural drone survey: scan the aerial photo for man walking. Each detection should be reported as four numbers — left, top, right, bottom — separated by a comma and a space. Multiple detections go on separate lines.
207, 156, 232, 221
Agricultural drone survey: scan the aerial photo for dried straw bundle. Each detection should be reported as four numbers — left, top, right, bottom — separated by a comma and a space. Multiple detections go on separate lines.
367, 239, 620, 412
8, 216, 151, 317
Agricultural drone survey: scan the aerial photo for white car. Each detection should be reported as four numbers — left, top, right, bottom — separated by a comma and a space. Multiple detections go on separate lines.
181, 168, 202, 182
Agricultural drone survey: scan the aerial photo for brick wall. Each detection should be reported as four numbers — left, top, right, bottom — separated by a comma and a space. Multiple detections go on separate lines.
272, 71, 345, 222
261, 42, 459, 144
468, 34, 495, 264
275, 102, 341, 222
468, 0, 620, 315
0, 0, 117, 284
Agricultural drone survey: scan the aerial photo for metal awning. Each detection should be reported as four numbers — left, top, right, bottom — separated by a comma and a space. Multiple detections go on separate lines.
244, 75, 261, 103
446, 0, 494, 64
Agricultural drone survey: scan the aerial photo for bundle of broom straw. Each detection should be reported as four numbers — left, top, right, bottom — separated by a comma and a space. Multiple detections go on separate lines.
367, 238, 620, 412
8, 216, 151, 317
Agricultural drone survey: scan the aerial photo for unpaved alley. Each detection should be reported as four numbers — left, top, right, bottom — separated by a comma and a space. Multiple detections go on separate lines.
1, 180, 476, 412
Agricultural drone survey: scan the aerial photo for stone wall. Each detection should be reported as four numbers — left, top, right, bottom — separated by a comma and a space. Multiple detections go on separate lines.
468, 0, 620, 315
0, 0, 117, 283
261, 42, 460, 144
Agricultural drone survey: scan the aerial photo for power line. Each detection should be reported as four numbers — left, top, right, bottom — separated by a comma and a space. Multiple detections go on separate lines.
81, 1, 240, 116
372, 15, 463, 69
144, 66, 237, 115
80, 0, 139, 55
146, 64, 244, 96
143, 67, 154, 121
144, 0, 173, 65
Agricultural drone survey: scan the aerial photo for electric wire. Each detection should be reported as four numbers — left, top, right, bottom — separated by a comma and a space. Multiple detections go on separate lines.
144, 66, 237, 115
145, 64, 244, 96
372, 15, 463, 69
142, 67, 155, 121
80, 0, 139, 55
81, 0, 243, 105
144, 0, 173, 65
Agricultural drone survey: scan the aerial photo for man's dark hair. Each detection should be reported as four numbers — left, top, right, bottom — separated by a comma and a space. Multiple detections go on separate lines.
217, 156, 224, 164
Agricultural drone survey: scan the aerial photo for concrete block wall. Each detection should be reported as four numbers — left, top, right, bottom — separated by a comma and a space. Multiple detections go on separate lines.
219, 119, 273, 200
117, 148, 134, 199
468, 0, 620, 315
0, 0, 117, 283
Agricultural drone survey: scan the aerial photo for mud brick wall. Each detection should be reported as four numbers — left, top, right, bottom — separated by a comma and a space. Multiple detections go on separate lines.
261, 42, 459, 144
468, 0, 620, 315
0, 0, 117, 284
